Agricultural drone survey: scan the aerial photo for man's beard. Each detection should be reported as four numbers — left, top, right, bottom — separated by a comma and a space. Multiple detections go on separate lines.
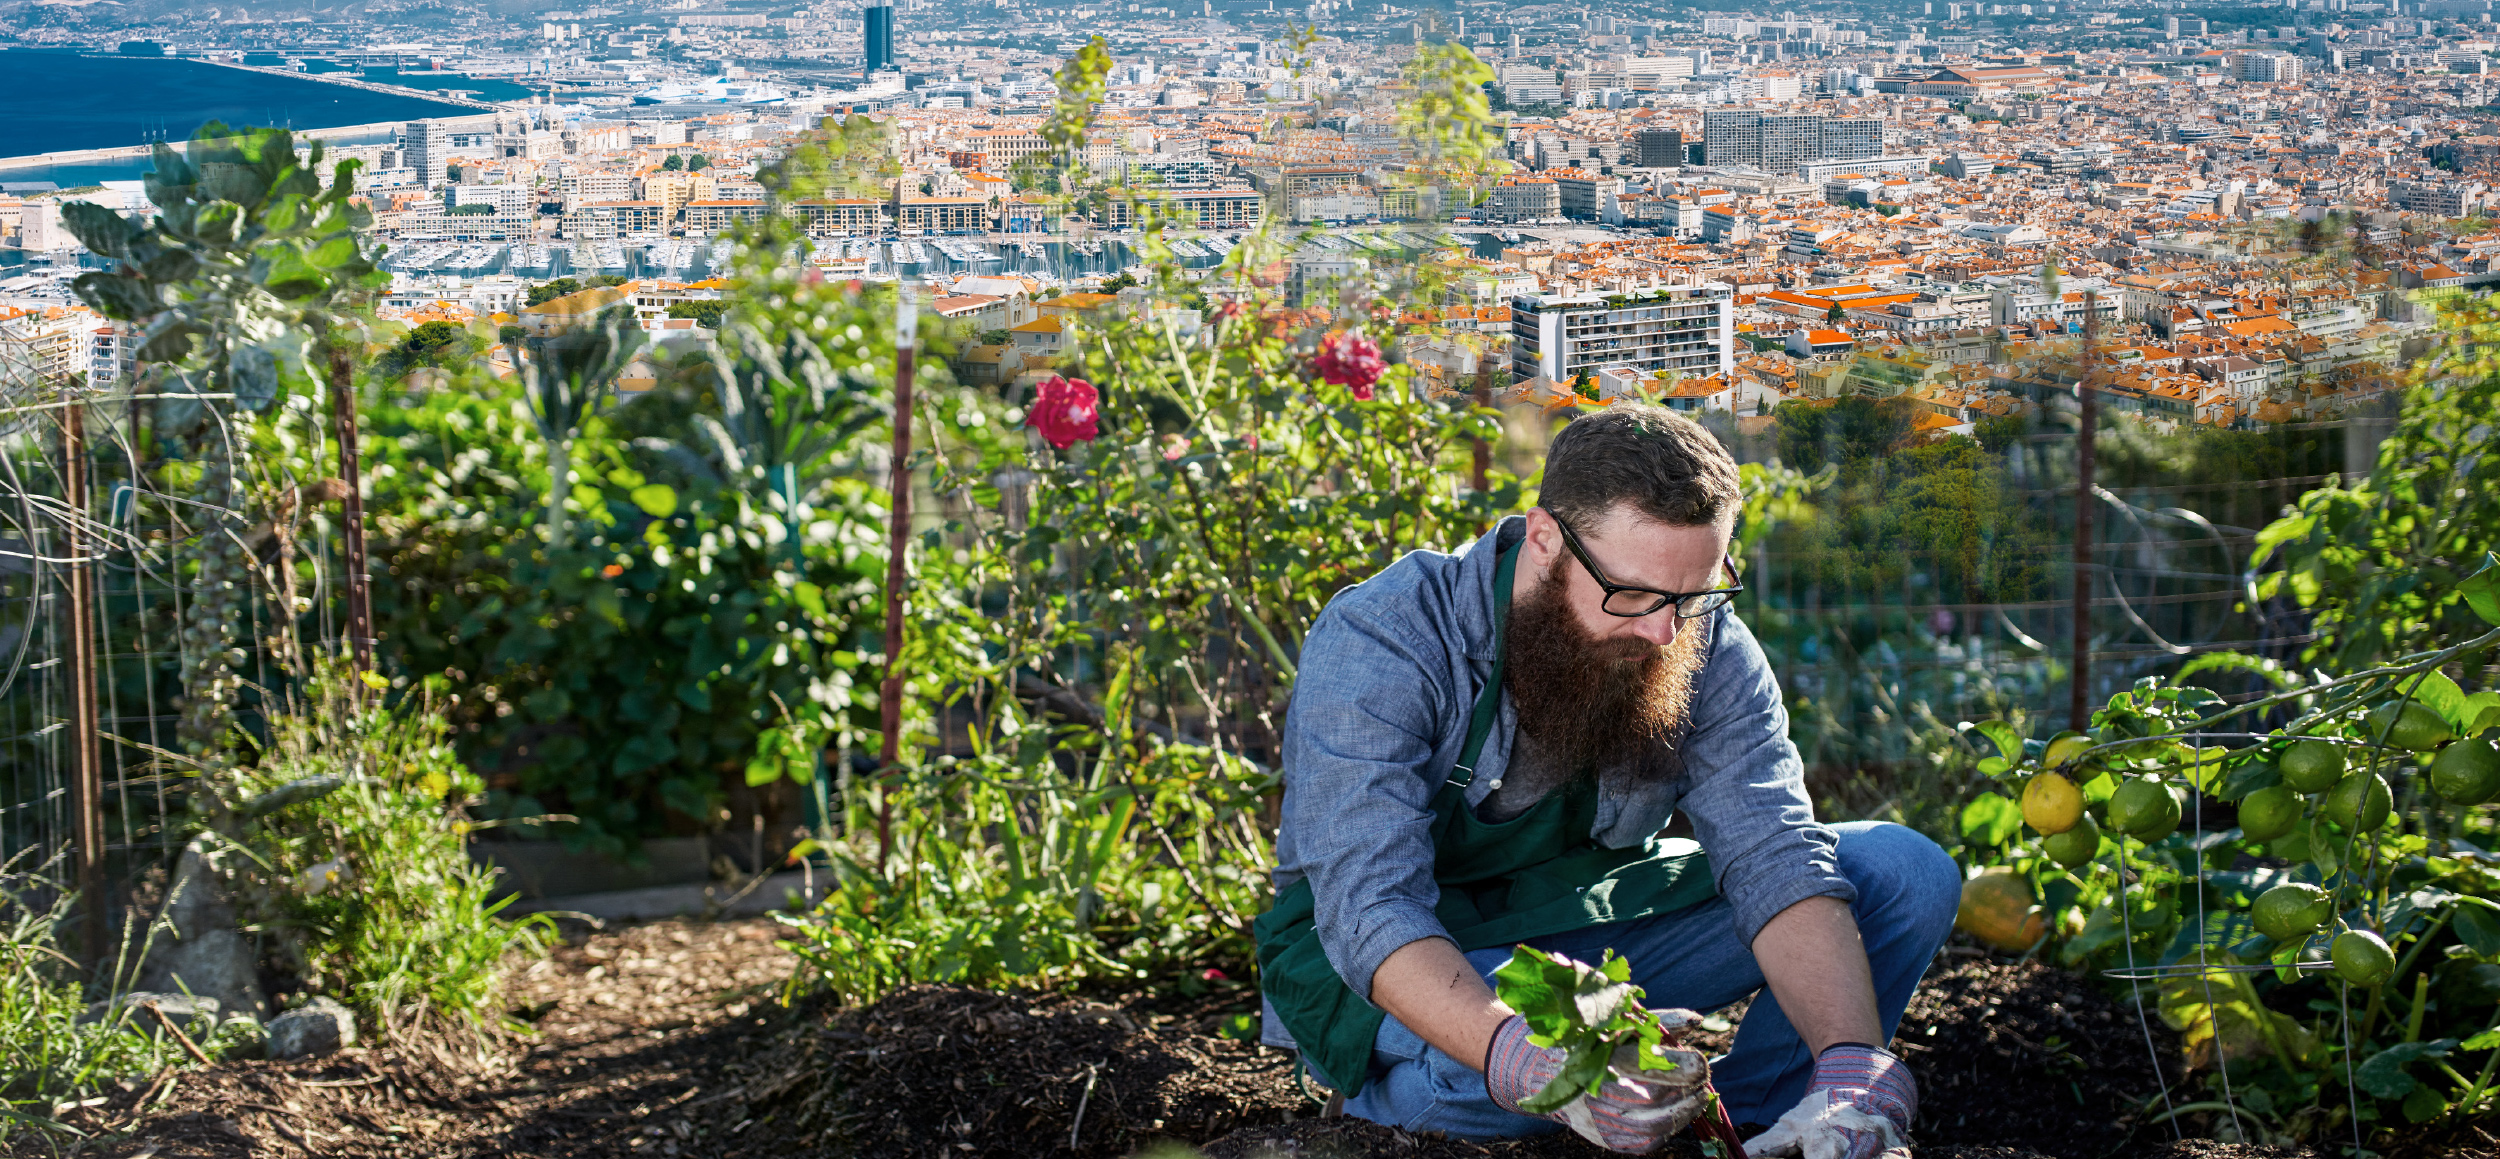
1504, 554, 1707, 777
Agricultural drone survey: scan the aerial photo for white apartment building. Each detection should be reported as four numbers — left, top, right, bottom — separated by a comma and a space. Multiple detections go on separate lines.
1509, 285, 1737, 385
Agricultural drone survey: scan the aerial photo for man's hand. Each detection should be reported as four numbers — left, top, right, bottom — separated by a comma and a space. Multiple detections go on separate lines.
1483, 1012, 1711, 1153
1747, 1044, 1916, 1159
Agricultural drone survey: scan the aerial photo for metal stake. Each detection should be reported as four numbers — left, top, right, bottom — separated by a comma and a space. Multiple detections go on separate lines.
2070, 290, 2098, 733
1470, 349, 1493, 498
878, 281, 918, 869
325, 343, 373, 676
62, 401, 105, 967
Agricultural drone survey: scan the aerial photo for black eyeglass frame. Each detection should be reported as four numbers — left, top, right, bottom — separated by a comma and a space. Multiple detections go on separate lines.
1549, 513, 1745, 619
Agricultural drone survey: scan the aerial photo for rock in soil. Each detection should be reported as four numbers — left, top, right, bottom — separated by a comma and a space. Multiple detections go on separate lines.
266, 996, 359, 1059
78, 993, 222, 1038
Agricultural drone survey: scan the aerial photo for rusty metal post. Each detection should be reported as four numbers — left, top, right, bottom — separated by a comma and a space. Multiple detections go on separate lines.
877, 281, 918, 869
325, 344, 374, 676
62, 402, 105, 966
2071, 290, 2099, 734
1470, 350, 1494, 497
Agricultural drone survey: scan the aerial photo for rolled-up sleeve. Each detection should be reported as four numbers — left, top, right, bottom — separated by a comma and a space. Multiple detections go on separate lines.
1677, 611, 1855, 945
1279, 605, 1455, 1004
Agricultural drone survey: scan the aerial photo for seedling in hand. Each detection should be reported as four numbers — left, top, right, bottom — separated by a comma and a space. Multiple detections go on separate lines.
1492, 945, 1684, 1114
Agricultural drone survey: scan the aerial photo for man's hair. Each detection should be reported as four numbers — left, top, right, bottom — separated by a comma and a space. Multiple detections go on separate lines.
1540, 403, 1742, 532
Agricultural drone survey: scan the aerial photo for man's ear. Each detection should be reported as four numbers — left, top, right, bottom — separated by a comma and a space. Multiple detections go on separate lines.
1520, 508, 1558, 570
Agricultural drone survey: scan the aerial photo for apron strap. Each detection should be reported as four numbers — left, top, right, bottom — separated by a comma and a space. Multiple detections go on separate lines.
1449, 540, 1518, 789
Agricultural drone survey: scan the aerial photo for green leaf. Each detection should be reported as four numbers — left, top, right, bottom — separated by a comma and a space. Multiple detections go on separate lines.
306, 232, 362, 270
2403, 1084, 2448, 1123
70, 271, 160, 321
1959, 792, 2022, 848
2460, 552, 2500, 626
2401, 670, 2471, 731
2356, 1040, 2455, 1099
59, 200, 135, 258
2456, 900, 2500, 957
2463, 1028, 2500, 1051
2464, 693, 2500, 738
630, 483, 679, 517
1963, 720, 2024, 762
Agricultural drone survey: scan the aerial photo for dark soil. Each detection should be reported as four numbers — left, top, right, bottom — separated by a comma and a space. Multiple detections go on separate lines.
13, 920, 2475, 1159
706, 981, 1300, 1157
1898, 957, 2183, 1158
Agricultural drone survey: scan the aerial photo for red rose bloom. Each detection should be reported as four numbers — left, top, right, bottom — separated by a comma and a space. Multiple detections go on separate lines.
1028, 375, 1100, 449
1314, 331, 1388, 401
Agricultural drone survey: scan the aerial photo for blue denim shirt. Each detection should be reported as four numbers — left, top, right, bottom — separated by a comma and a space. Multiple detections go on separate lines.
1271, 515, 1853, 1013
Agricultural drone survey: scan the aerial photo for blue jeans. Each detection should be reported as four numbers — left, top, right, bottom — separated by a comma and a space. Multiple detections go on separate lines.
1340, 821, 1960, 1139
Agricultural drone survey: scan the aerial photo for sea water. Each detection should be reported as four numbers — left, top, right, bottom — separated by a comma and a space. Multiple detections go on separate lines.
0, 51, 484, 175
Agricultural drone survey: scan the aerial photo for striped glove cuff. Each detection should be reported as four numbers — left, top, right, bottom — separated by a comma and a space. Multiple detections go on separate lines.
1810, 1043, 1916, 1129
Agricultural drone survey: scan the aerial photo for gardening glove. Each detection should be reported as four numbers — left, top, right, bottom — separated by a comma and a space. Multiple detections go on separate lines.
1747, 1043, 1917, 1159
1483, 1010, 1713, 1154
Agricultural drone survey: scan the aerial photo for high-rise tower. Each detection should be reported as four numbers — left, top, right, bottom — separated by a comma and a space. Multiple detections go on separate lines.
865, 2, 895, 72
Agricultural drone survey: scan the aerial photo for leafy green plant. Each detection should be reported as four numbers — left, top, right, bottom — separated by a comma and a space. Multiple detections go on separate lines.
0, 853, 235, 1140
63, 124, 386, 751
2253, 295, 2500, 674
206, 667, 555, 1033
1954, 605, 2500, 1142
1492, 946, 1684, 1114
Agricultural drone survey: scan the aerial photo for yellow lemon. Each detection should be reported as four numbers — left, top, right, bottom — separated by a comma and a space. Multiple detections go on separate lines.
2021, 772, 2085, 836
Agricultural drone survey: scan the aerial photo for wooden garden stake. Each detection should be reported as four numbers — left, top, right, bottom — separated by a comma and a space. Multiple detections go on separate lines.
878, 281, 918, 869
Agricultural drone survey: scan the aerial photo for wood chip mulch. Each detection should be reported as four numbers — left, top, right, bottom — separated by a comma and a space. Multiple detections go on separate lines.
7, 917, 798, 1159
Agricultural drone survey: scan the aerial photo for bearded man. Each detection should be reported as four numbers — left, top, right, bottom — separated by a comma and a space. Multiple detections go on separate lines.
1254, 405, 1958, 1157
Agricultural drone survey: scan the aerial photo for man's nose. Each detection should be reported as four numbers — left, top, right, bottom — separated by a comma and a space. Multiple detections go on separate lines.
1631, 610, 1680, 648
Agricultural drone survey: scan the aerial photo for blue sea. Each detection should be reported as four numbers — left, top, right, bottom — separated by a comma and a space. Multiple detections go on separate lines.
0, 51, 489, 179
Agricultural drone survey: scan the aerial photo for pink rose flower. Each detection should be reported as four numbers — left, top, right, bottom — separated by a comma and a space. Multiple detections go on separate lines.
1028, 375, 1100, 449
1314, 330, 1387, 401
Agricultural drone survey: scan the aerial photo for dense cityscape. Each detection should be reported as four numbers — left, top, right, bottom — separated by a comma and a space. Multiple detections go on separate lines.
6, 0, 2500, 429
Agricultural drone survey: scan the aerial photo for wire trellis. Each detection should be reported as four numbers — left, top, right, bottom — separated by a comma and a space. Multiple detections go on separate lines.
0, 375, 346, 938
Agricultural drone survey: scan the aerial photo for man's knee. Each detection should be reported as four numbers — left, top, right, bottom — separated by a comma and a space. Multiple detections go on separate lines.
1832, 820, 1961, 938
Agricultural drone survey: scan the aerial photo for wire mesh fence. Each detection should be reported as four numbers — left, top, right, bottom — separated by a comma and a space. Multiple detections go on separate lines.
0, 379, 351, 946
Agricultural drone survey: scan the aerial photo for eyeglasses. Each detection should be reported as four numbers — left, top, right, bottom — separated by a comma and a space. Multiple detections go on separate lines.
1550, 513, 1745, 619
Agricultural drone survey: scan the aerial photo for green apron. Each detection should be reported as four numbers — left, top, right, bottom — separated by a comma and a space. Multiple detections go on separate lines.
1253, 541, 1718, 1095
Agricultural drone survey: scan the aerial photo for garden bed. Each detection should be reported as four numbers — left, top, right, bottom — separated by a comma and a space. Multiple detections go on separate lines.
19, 919, 2486, 1159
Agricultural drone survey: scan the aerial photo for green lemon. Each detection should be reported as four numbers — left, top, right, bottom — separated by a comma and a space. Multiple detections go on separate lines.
2042, 731, 2094, 771
2279, 740, 2347, 793
2331, 929, 2396, 987
2323, 772, 2393, 832
2427, 736, 2500, 806
2040, 813, 2103, 868
2366, 702, 2453, 752
2108, 777, 2184, 842
2236, 785, 2304, 842
2022, 772, 2086, 835
2250, 883, 2333, 943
